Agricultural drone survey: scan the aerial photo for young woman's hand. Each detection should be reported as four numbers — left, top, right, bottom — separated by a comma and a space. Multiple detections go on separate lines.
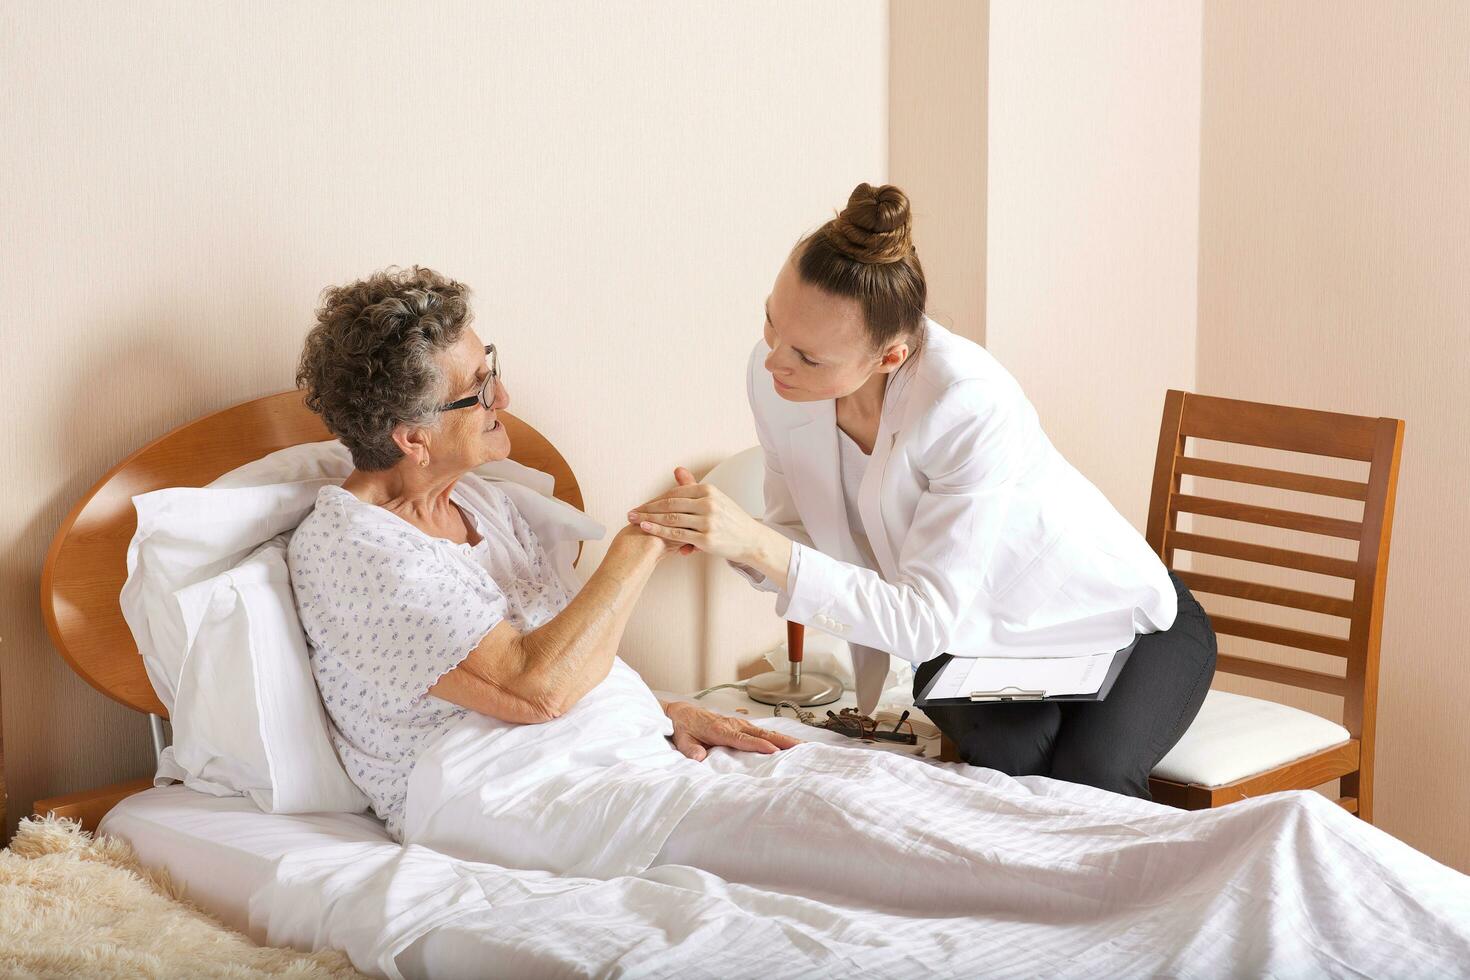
628, 467, 769, 564
621, 469, 703, 559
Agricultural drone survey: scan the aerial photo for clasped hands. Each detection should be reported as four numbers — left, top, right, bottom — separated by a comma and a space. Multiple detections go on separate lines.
626, 467, 791, 583
632, 466, 802, 762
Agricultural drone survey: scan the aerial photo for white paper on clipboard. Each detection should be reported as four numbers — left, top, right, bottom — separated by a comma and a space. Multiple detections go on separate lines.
924, 651, 1119, 700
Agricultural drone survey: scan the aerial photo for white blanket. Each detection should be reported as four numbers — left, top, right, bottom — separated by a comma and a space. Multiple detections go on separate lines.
252, 702, 1470, 979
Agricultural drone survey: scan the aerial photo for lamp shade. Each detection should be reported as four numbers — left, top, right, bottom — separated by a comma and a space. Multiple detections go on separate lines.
701, 446, 765, 516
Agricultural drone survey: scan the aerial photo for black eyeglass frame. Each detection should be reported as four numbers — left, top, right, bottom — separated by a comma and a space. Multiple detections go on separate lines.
438, 345, 499, 413
773, 703, 918, 746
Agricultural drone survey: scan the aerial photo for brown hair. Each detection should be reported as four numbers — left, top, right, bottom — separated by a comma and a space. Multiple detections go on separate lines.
296, 266, 472, 471
796, 182, 927, 357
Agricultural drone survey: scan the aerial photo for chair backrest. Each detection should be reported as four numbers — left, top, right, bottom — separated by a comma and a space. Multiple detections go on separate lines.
41, 389, 584, 718
1144, 389, 1403, 756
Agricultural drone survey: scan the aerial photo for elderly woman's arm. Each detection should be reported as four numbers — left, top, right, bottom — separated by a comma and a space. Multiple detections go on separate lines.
427, 526, 665, 724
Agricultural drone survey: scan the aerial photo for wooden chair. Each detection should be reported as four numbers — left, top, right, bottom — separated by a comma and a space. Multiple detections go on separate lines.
35, 390, 584, 831
1144, 389, 1403, 821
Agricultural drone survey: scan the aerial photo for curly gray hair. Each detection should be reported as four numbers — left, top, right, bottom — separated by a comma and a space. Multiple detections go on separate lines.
296, 266, 472, 471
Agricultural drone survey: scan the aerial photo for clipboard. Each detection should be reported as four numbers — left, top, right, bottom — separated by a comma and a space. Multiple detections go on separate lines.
914, 637, 1138, 707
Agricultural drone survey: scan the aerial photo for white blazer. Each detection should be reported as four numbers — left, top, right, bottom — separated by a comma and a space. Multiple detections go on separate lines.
738, 319, 1177, 712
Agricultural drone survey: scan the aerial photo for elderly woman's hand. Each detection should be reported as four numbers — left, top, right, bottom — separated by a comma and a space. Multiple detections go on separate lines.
614, 522, 694, 560
662, 700, 802, 762
628, 467, 781, 566
622, 468, 709, 559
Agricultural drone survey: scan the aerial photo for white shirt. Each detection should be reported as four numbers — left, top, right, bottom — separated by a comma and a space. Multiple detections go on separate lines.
837, 427, 880, 572
288, 477, 573, 837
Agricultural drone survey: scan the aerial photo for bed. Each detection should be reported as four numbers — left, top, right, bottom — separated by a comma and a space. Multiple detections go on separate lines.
39, 390, 1470, 980
91, 722, 971, 979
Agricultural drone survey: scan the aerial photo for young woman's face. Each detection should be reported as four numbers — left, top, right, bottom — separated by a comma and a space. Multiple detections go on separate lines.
762, 256, 906, 402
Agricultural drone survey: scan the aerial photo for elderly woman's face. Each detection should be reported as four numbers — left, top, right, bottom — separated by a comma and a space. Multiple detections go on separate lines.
436, 327, 511, 467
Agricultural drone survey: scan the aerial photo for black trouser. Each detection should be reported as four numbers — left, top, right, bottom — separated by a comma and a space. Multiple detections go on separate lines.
913, 572, 1217, 799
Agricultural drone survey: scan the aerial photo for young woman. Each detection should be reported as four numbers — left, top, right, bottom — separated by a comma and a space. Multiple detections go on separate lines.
629, 183, 1217, 798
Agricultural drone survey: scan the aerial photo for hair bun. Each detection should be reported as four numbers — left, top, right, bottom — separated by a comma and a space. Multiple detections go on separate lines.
828, 183, 914, 265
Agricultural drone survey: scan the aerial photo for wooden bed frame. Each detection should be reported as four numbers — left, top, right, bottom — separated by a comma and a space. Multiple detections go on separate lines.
35, 389, 583, 831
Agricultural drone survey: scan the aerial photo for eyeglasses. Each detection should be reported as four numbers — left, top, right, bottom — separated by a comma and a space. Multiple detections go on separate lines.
774, 703, 918, 745
438, 345, 499, 413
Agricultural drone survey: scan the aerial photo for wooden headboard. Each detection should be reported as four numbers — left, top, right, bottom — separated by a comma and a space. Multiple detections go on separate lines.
40, 389, 584, 719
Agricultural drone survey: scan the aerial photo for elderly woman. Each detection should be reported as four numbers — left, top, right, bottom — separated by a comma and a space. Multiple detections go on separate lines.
288, 266, 796, 839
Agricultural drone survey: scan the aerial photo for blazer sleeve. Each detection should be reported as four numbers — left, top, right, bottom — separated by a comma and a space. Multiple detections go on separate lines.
776, 381, 1032, 665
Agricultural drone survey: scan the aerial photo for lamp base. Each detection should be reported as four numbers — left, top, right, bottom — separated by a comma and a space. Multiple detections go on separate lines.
745, 667, 843, 707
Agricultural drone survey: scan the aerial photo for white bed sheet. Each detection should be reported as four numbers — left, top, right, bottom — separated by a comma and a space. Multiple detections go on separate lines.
264, 712, 1470, 980
97, 784, 391, 941
92, 700, 921, 958
96, 785, 535, 976
102, 718, 1470, 980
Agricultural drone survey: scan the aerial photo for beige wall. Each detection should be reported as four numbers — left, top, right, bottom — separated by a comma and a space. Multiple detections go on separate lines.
0, 1, 887, 836
888, 0, 988, 345
1197, 2, 1470, 871
985, 1, 1202, 529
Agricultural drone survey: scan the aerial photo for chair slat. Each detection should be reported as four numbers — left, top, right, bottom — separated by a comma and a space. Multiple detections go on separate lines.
1211, 615, 1352, 658
1179, 394, 1379, 461
1172, 494, 1363, 540
1215, 653, 1347, 695
1169, 531, 1358, 579
1175, 456, 1369, 501
1175, 570, 1354, 618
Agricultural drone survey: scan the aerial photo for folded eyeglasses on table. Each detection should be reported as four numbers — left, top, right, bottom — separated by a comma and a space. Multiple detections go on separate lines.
774, 703, 918, 745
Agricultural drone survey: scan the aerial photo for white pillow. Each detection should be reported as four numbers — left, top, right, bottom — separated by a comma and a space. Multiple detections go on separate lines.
120, 479, 332, 714
158, 535, 370, 813
121, 438, 603, 813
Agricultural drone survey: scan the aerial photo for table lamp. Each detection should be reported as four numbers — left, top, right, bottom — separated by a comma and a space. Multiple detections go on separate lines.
702, 448, 843, 707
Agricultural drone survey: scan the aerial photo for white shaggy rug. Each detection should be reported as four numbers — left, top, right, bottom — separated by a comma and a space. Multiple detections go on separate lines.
0, 815, 364, 979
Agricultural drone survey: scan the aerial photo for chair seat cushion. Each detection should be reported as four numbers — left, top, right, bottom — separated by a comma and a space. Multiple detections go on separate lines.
1151, 689, 1351, 788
